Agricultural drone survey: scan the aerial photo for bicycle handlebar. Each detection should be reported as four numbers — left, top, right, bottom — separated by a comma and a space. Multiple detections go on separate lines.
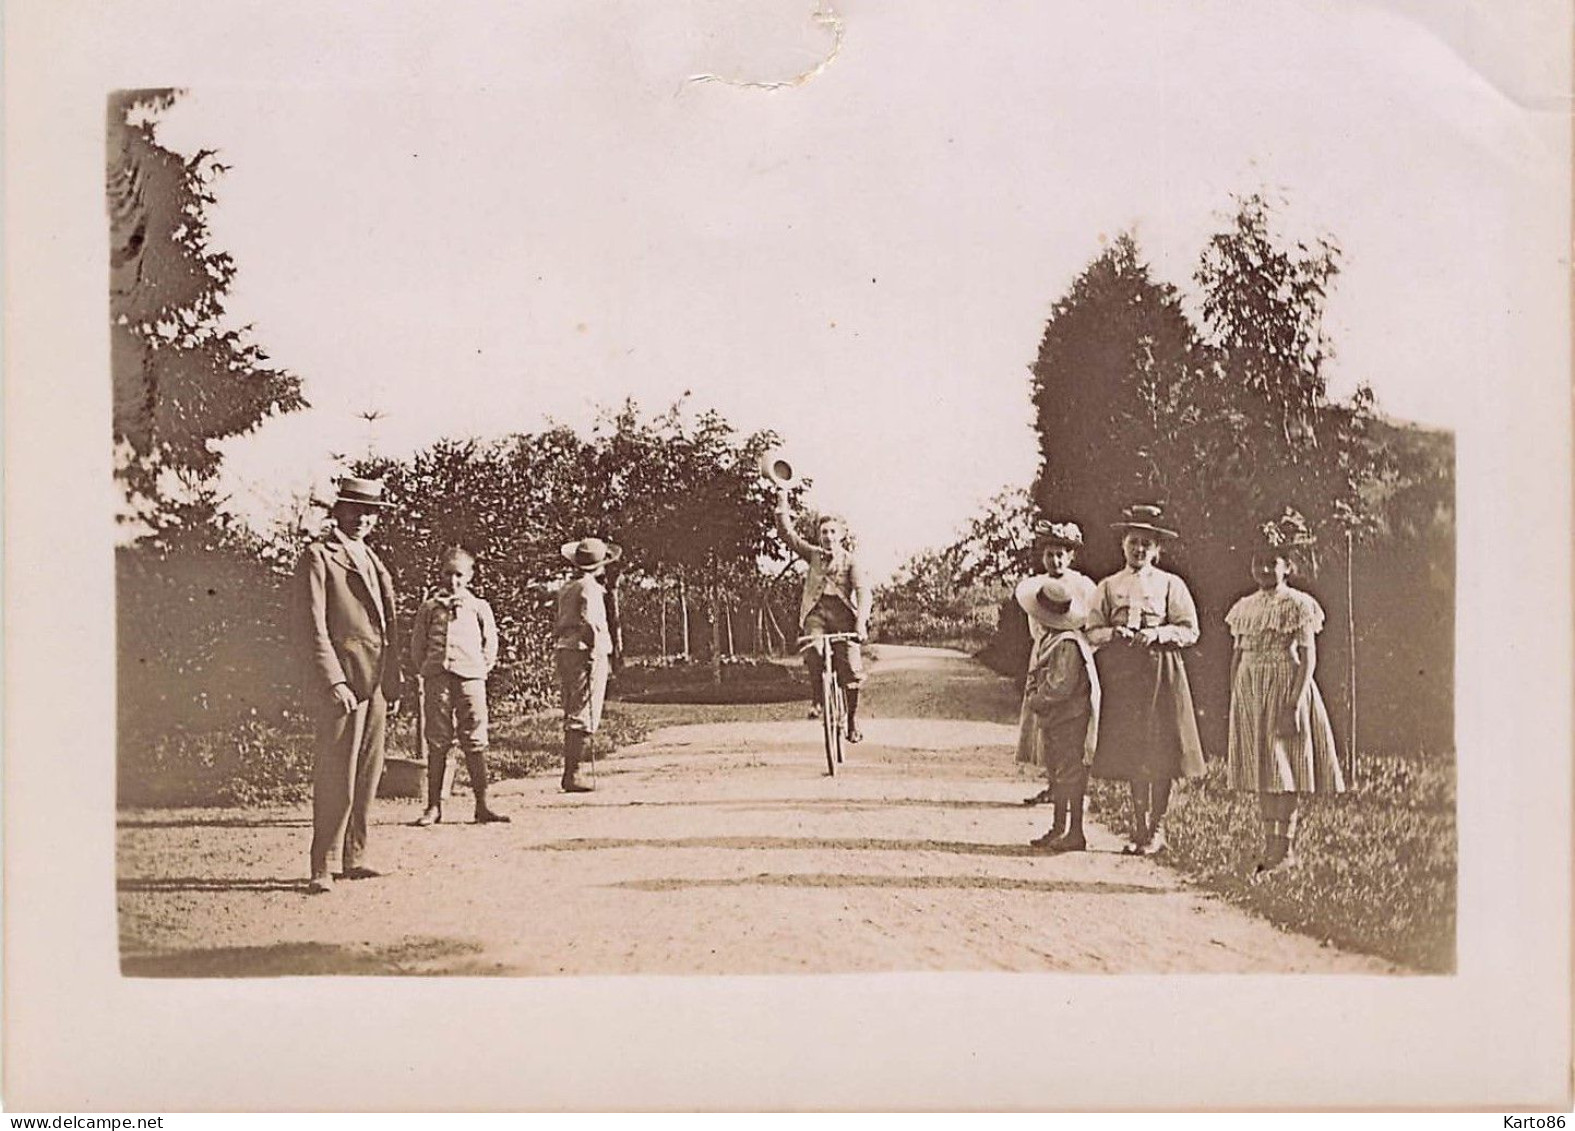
796, 632, 864, 646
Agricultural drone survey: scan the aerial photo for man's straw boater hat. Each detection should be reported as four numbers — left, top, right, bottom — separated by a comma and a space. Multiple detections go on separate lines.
1014, 574, 1092, 633
327, 476, 395, 508
561, 537, 623, 571
1111, 503, 1177, 539
758, 449, 802, 491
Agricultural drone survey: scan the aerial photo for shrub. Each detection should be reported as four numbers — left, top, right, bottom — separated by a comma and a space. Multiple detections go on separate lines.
117, 543, 299, 742
118, 703, 651, 809
119, 717, 316, 808
611, 655, 804, 704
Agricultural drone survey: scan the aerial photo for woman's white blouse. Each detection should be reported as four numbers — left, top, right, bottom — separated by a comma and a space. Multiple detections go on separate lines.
1086, 565, 1200, 648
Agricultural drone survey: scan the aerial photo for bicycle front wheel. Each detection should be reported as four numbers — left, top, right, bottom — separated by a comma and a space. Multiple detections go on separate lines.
821, 671, 839, 776
829, 677, 847, 766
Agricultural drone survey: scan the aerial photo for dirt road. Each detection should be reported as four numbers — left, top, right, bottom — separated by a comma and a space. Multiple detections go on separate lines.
117, 645, 1395, 976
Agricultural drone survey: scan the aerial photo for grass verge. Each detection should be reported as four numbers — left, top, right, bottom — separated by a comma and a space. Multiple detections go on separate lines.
1087, 752, 1456, 973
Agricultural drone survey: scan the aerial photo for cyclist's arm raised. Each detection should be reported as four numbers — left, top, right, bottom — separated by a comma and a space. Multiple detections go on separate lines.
773, 489, 823, 561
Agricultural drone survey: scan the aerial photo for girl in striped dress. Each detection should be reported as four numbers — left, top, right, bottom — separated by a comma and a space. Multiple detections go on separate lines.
1225, 510, 1345, 875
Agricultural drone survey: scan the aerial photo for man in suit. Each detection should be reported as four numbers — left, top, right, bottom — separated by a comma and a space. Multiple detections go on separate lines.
295, 477, 403, 893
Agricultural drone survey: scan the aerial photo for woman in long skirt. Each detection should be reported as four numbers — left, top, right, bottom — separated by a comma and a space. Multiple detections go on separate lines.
1086, 504, 1206, 855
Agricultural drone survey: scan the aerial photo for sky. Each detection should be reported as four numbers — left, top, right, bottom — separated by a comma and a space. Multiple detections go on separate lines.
148, 0, 1553, 580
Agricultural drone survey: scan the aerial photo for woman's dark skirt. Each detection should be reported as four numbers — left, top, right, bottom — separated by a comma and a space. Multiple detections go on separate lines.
1089, 642, 1206, 782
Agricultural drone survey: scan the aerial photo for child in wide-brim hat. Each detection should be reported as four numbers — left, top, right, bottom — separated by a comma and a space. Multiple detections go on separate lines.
554, 537, 623, 792
1013, 521, 1096, 801
1085, 503, 1206, 856
1017, 569, 1101, 852
1224, 509, 1345, 876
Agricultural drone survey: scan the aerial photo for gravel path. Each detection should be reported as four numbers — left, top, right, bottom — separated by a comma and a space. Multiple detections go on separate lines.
117, 645, 1396, 976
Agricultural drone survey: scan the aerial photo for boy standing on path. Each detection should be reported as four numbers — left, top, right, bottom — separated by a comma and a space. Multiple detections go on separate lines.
556, 537, 621, 792
295, 477, 403, 894
409, 546, 509, 826
1018, 572, 1101, 852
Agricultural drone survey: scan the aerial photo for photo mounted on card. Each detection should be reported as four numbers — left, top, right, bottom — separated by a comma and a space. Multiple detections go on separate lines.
6, 0, 1570, 1113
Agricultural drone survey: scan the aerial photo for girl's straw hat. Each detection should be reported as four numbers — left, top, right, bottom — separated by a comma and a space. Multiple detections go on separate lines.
1014, 574, 1092, 632
1256, 507, 1317, 551
1111, 503, 1177, 539
1033, 519, 1084, 549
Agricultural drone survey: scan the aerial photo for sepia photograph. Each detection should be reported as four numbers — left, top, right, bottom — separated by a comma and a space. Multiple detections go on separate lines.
109, 75, 1455, 978
7, 0, 1571, 1114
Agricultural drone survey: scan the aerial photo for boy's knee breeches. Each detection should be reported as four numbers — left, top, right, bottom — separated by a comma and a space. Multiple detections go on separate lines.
423, 671, 489, 754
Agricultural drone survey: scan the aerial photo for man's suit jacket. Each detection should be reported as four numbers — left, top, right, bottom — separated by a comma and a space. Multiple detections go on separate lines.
295, 534, 402, 709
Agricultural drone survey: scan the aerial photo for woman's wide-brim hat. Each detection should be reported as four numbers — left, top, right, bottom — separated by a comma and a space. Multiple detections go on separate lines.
327, 476, 395, 508
561, 537, 623, 571
1111, 503, 1177, 539
1015, 574, 1091, 631
1033, 519, 1084, 549
1254, 507, 1317, 554
758, 449, 801, 490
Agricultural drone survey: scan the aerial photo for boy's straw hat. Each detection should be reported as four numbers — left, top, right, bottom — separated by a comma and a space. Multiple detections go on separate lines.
1015, 574, 1091, 632
561, 537, 623, 571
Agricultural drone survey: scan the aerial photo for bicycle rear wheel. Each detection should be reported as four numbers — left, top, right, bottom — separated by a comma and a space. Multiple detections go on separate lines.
821, 669, 839, 775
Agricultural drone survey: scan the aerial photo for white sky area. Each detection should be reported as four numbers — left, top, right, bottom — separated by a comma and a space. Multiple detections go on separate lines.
150, 1, 1546, 580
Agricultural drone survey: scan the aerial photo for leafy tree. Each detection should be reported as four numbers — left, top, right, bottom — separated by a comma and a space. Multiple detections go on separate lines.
109, 89, 305, 540
337, 400, 799, 700
1019, 195, 1449, 755
946, 487, 1036, 586
583, 399, 796, 683
1029, 233, 1203, 578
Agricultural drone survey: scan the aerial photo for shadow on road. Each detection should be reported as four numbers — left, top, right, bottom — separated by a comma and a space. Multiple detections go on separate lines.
117, 816, 313, 830
589, 797, 1028, 812
538, 835, 1132, 860
121, 937, 495, 977
610, 874, 1162, 895
118, 876, 310, 893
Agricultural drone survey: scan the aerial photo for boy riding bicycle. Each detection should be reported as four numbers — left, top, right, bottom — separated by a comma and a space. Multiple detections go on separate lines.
774, 488, 871, 743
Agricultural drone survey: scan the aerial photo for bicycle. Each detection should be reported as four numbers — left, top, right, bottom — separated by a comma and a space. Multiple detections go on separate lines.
798, 632, 862, 776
